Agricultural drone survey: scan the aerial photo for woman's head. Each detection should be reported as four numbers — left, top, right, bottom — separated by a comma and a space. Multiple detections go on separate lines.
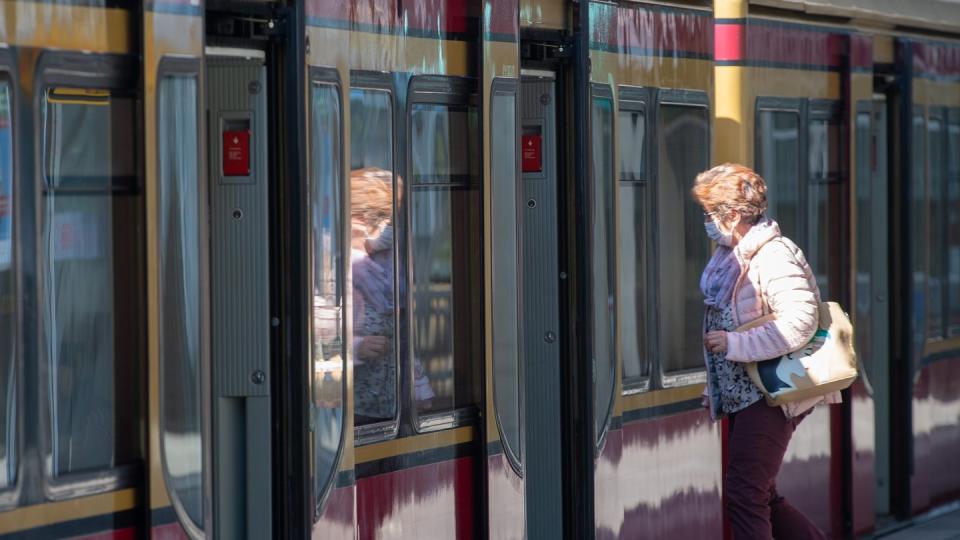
691, 163, 768, 224
692, 163, 767, 245
351, 167, 393, 234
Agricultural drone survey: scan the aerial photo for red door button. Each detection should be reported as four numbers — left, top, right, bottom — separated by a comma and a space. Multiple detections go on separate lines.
522, 134, 542, 173
223, 130, 250, 176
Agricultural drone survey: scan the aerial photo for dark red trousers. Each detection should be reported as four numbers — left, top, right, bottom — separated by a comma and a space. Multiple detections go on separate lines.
726, 400, 827, 540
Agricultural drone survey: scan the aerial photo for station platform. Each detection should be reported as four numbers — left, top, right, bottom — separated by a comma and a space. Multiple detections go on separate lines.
872, 504, 960, 540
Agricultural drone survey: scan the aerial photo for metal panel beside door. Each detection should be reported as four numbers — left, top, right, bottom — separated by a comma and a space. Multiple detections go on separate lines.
521, 75, 563, 539
871, 97, 892, 517
207, 54, 272, 540
482, 1, 525, 538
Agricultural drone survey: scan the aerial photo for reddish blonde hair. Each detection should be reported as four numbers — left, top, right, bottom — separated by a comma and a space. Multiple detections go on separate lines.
350, 167, 393, 230
691, 163, 768, 224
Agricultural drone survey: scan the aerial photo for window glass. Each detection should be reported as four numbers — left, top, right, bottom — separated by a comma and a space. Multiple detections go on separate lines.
618, 108, 645, 181
757, 110, 801, 240
310, 82, 344, 504
490, 89, 521, 464
411, 104, 478, 184
591, 93, 616, 441
350, 89, 398, 428
807, 118, 842, 299
350, 89, 392, 171
658, 103, 710, 376
854, 111, 873, 378
0, 82, 15, 489
410, 101, 481, 420
41, 87, 141, 477
618, 108, 650, 388
912, 113, 926, 353
158, 74, 202, 525
928, 117, 945, 339
948, 119, 960, 337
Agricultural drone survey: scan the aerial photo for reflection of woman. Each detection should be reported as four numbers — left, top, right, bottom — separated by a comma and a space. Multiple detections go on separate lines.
351, 169, 434, 425
693, 164, 837, 539
351, 169, 396, 424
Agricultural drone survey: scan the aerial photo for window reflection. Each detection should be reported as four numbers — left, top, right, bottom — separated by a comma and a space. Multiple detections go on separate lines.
350, 89, 400, 428
310, 82, 344, 505
351, 168, 399, 425
158, 74, 203, 525
41, 87, 141, 478
591, 93, 615, 441
658, 103, 710, 376
410, 101, 480, 419
490, 89, 521, 464
948, 119, 960, 337
928, 117, 945, 339
758, 110, 801, 240
854, 111, 873, 378
807, 118, 843, 300
912, 113, 926, 354
0, 82, 14, 489
618, 107, 650, 388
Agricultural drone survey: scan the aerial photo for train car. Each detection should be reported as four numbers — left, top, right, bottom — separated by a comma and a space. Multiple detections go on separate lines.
0, 0, 959, 539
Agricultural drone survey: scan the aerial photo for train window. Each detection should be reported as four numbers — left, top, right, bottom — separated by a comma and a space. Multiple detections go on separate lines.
619, 106, 645, 181
590, 86, 616, 443
928, 115, 946, 339
807, 114, 843, 300
490, 80, 522, 468
350, 88, 392, 171
948, 115, 960, 337
757, 108, 801, 241
349, 87, 398, 429
41, 87, 142, 478
912, 111, 926, 351
657, 96, 710, 382
0, 81, 14, 490
854, 109, 873, 376
617, 101, 651, 391
409, 96, 482, 426
309, 79, 345, 506
157, 71, 203, 527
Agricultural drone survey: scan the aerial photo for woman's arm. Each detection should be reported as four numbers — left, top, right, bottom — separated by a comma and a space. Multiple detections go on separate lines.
725, 241, 819, 363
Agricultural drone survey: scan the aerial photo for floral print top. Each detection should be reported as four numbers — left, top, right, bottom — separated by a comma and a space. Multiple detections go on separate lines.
705, 304, 764, 416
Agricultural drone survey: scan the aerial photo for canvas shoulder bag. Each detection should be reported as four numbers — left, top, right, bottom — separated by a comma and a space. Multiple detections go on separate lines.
735, 302, 858, 406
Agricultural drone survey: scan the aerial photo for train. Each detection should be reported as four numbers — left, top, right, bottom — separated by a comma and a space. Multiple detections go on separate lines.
0, 0, 958, 538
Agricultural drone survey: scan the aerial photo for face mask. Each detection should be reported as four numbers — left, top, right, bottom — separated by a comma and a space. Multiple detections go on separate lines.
704, 218, 734, 247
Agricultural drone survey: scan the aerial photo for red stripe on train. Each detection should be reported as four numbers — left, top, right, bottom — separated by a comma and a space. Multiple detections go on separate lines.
913, 42, 960, 78
745, 22, 845, 69
305, 0, 471, 34
590, 2, 713, 57
72, 527, 136, 540
484, 0, 519, 37
714, 23, 745, 62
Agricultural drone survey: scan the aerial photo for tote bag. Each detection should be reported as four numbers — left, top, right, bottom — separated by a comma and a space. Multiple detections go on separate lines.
736, 302, 857, 406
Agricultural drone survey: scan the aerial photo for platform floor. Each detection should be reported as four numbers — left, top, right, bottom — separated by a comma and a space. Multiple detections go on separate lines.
873, 504, 960, 540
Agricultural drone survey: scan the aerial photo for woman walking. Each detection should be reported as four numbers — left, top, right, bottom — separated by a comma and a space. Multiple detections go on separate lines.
692, 163, 840, 539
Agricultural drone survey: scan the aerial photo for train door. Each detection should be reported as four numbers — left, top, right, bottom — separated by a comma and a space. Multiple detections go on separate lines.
520, 72, 563, 537
142, 3, 210, 538
481, 1, 526, 536
205, 49, 273, 538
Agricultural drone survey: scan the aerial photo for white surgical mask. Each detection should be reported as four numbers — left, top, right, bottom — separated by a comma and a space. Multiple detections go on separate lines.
704, 219, 734, 247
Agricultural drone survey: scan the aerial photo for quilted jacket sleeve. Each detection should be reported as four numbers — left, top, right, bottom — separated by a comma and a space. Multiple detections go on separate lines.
725, 240, 820, 363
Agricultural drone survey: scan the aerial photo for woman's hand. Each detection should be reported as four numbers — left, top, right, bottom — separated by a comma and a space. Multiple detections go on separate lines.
703, 331, 728, 354
358, 336, 389, 359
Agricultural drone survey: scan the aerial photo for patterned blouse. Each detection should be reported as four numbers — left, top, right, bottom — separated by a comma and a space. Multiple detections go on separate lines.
705, 304, 764, 416
353, 250, 398, 421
